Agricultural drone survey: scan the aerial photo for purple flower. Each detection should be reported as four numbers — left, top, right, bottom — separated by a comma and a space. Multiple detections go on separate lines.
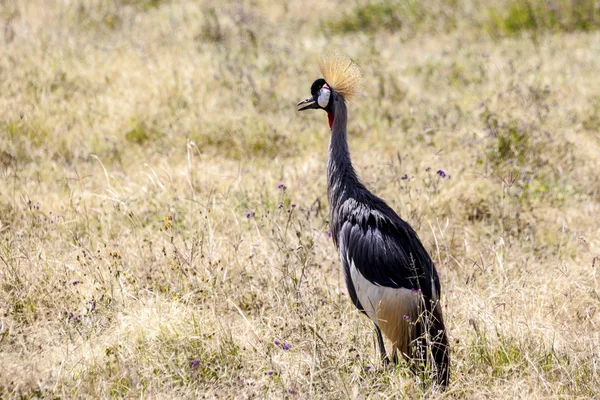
277, 184, 286, 190
191, 359, 200, 369
436, 169, 447, 178
402, 315, 410, 320
87, 299, 95, 312
291, 204, 296, 208
524, 176, 531, 182
274, 340, 280, 346
327, 232, 332, 238
72, 281, 81, 285
267, 370, 274, 376
246, 211, 255, 218
364, 365, 372, 371
278, 203, 283, 208
401, 174, 408, 180
282, 343, 290, 350
288, 389, 295, 394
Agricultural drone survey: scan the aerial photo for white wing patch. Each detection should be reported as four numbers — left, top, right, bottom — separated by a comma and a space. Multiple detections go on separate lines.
431, 276, 438, 302
349, 259, 414, 324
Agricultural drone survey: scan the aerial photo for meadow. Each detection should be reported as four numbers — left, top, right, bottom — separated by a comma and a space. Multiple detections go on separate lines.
1, 0, 600, 398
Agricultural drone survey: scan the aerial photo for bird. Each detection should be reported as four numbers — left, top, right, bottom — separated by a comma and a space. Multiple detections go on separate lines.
296, 53, 450, 387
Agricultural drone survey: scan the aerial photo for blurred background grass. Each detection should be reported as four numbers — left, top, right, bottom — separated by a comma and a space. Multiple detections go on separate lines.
1, 0, 600, 398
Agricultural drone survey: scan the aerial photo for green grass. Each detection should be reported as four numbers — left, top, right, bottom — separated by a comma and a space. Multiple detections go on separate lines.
325, 0, 458, 35
327, 0, 405, 33
488, 0, 600, 36
125, 120, 163, 145
327, 0, 600, 37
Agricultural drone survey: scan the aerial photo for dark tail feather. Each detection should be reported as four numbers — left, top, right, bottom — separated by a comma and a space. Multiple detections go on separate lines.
430, 304, 450, 387
414, 302, 450, 388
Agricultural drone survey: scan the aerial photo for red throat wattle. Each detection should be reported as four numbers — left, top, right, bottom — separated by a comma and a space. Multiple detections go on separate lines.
328, 112, 334, 130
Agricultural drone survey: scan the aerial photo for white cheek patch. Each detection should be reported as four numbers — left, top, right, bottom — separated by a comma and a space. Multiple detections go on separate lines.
318, 87, 331, 108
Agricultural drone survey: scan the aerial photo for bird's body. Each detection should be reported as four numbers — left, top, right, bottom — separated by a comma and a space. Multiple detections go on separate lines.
297, 54, 450, 387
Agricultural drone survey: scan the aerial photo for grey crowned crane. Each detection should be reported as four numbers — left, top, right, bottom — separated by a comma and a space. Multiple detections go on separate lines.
296, 54, 450, 387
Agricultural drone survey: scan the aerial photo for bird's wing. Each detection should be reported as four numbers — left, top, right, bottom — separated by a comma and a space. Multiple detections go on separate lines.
338, 201, 440, 301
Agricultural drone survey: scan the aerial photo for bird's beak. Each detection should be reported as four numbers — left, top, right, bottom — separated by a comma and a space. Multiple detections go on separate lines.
297, 95, 318, 111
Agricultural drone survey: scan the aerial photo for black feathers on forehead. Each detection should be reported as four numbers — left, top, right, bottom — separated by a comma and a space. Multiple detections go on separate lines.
311, 78, 328, 95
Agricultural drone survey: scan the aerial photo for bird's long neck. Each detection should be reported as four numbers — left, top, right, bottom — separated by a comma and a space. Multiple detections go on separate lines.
327, 97, 360, 217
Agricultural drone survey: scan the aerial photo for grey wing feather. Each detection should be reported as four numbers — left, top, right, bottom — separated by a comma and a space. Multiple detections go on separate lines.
336, 199, 440, 301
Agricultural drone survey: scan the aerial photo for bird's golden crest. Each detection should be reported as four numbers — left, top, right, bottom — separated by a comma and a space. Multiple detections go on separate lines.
319, 53, 362, 101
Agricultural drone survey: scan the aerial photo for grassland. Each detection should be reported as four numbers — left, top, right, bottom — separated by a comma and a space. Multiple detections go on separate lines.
1, 0, 600, 398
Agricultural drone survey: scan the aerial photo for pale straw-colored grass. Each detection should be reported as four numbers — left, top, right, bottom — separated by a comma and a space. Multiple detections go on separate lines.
1, 1, 599, 398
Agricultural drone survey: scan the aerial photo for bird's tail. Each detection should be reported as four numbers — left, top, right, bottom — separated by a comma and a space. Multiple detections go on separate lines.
376, 291, 450, 387
413, 302, 450, 388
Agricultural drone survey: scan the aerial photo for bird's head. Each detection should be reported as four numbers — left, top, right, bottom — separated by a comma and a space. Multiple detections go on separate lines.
296, 53, 362, 127
296, 78, 333, 112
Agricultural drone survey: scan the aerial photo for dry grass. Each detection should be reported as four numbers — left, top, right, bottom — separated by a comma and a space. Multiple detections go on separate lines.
1, 0, 600, 398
